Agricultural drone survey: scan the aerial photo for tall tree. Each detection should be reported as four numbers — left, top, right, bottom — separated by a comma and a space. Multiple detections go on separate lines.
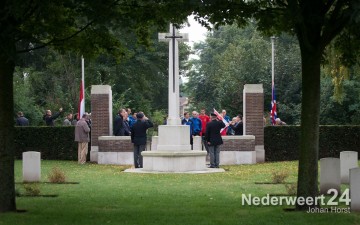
193, 0, 360, 210
0, 0, 194, 212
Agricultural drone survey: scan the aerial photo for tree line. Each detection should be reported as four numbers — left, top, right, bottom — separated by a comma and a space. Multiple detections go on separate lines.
185, 22, 360, 125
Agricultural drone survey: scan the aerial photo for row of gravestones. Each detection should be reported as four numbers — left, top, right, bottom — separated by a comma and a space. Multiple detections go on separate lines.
22, 151, 360, 211
320, 151, 359, 212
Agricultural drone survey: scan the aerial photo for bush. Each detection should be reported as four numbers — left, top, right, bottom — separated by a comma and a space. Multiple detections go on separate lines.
271, 171, 289, 183
265, 125, 360, 161
285, 183, 297, 196
23, 183, 41, 196
48, 167, 66, 183
14, 126, 78, 160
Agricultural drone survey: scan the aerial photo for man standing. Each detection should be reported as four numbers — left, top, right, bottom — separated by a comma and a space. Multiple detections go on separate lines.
75, 114, 91, 164
130, 113, 153, 168
205, 113, 225, 168
229, 114, 243, 135
199, 109, 210, 152
63, 113, 73, 126
16, 111, 29, 126
43, 107, 63, 126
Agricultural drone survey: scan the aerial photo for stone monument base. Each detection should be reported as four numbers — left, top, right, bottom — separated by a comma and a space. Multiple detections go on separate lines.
140, 151, 207, 172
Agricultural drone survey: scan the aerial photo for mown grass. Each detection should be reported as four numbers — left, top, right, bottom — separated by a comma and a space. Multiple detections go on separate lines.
0, 160, 359, 225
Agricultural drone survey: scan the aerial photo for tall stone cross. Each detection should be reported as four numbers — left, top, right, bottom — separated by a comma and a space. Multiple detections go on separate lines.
159, 24, 189, 125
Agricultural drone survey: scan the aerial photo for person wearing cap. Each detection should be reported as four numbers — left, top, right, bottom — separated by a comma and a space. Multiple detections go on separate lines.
205, 113, 225, 168
130, 112, 153, 168
75, 113, 91, 164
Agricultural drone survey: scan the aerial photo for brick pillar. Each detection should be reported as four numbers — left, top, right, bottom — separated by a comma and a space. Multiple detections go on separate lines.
90, 85, 113, 162
243, 84, 264, 145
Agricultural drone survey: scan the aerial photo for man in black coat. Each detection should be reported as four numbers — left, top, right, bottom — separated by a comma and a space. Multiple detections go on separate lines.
205, 113, 225, 168
130, 113, 153, 168
229, 115, 243, 135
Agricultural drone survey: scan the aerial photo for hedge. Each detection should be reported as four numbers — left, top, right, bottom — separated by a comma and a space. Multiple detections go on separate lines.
14, 126, 78, 160
13, 125, 360, 161
265, 125, 360, 161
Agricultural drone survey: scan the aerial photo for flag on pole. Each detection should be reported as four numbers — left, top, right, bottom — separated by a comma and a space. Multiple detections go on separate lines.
270, 82, 277, 125
78, 56, 85, 120
213, 108, 229, 133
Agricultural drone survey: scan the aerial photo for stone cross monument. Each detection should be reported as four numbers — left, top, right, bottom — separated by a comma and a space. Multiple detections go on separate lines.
140, 24, 208, 172
158, 24, 188, 125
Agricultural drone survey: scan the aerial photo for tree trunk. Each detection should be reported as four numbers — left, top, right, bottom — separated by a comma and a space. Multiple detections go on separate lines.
0, 50, 16, 212
296, 46, 322, 210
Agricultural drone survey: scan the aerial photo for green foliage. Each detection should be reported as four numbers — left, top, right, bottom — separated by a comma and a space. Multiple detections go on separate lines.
149, 110, 167, 132
265, 126, 360, 161
14, 127, 77, 160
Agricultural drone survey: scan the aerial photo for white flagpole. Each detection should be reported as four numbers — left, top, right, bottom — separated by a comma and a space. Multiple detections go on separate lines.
271, 37, 275, 88
82, 55, 85, 114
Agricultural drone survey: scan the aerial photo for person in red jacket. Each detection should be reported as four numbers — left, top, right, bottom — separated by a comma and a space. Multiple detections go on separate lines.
199, 109, 210, 152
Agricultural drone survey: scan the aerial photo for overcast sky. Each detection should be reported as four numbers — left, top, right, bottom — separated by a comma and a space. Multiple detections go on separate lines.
180, 16, 208, 48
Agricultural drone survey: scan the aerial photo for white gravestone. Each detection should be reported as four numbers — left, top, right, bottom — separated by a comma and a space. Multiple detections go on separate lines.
350, 168, 360, 212
193, 136, 202, 151
340, 151, 358, 184
320, 158, 341, 195
151, 136, 158, 151
23, 151, 41, 182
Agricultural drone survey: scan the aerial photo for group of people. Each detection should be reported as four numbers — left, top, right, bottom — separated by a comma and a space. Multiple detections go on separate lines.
180, 109, 243, 168
113, 108, 153, 168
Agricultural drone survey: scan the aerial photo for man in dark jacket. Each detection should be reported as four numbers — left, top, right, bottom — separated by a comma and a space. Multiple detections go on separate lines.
43, 108, 63, 126
16, 111, 29, 126
205, 113, 225, 168
113, 109, 126, 136
130, 113, 153, 168
229, 115, 243, 135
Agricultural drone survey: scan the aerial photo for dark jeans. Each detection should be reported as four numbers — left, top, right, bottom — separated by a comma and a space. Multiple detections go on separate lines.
134, 145, 145, 168
202, 136, 209, 153
208, 145, 220, 168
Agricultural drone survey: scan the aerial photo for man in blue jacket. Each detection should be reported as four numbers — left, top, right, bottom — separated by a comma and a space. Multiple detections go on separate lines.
130, 113, 153, 168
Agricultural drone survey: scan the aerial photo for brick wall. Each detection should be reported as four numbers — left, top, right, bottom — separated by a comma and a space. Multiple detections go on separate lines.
243, 84, 264, 145
98, 137, 133, 152
91, 85, 112, 147
221, 136, 255, 151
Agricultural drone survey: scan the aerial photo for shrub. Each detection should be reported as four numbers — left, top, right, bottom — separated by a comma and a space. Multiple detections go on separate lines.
271, 171, 289, 183
48, 167, 66, 183
285, 183, 297, 196
265, 125, 360, 161
14, 126, 78, 160
23, 183, 41, 196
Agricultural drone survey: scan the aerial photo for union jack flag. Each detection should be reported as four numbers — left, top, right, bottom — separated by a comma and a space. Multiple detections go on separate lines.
270, 82, 277, 125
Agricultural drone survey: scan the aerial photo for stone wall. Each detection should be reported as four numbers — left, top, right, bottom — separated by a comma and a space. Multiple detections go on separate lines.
98, 136, 132, 152
221, 136, 255, 152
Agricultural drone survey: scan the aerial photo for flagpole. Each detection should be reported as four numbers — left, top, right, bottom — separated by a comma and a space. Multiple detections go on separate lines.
271, 36, 275, 88
270, 37, 276, 125
82, 55, 85, 114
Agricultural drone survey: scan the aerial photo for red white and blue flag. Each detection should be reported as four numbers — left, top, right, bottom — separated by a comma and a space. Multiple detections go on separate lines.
213, 108, 229, 133
270, 82, 277, 125
78, 57, 85, 119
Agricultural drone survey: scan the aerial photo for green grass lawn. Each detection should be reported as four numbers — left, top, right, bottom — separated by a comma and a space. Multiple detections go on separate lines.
0, 160, 359, 225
